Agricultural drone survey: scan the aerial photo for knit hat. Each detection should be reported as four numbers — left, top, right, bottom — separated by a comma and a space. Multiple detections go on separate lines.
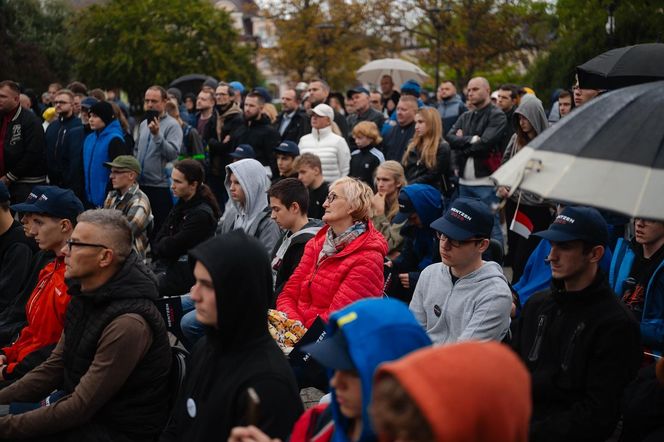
167, 87, 182, 103
89, 101, 115, 126
375, 341, 531, 442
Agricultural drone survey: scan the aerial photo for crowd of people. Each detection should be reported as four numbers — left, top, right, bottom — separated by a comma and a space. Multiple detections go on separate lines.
0, 71, 662, 442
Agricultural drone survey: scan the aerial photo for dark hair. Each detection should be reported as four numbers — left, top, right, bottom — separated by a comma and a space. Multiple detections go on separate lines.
499, 84, 518, 100
218, 82, 236, 97
0, 81, 20, 94
246, 92, 265, 105
88, 88, 106, 101
328, 92, 346, 112
559, 89, 575, 110
147, 85, 168, 100
110, 101, 129, 132
66, 81, 88, 95
174, 159, 221, 219
268, 178, 309, 214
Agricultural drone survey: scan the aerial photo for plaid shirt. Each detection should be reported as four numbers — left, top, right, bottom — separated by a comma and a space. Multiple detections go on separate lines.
104, 183, 153, 261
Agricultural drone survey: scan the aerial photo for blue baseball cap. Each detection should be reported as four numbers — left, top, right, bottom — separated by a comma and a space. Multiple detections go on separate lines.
274, 141, 300, 157
10, 186, 84, 222
229, 81, 245, 94
346, 86, 370, 98
533, 206, 609, 245
11, 185, 48, 212
252, 86, 272, 103
229, 144, 255, 160
430, 198, 493, 241
80, 96, 98, 110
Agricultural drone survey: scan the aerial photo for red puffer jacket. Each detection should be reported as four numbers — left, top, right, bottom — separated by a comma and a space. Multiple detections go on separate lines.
277, 222, 387, 328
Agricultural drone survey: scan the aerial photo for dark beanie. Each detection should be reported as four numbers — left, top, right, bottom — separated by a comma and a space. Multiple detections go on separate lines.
89, 101, 116, 126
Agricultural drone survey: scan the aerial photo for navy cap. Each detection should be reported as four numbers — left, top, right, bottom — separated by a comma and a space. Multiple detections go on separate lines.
229, 144, 256, 159
0, 182, 9, 203
252, 86, 272, 103
430, 197, 493, 240
533, 206, 609, 245
10, 186, 84, 222
392, 190, 416, 225
274, 141, 300, 157
80, 97, 98, 110
346, 86, 370, 98
301, 329, 356, 371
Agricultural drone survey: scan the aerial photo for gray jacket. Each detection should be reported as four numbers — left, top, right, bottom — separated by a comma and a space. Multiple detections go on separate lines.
135, 114, 183, 187
216, 159, 281, 253
409, 261, 512, 345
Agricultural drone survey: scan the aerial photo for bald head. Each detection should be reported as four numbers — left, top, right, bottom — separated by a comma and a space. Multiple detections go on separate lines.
467, 77, 491, 109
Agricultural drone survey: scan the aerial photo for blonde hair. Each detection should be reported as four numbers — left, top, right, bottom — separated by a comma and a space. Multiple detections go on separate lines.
330, 177, 374, 221
262, 103, 278, 124
375, 161, 407, 221
402, 107, 442, 170
165, 101, 184, 126
352, 121, 383, 145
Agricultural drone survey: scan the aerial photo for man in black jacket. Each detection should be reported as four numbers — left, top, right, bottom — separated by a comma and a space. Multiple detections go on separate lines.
0, 209, 171, 441
307, 80, 349, 139
383, 95, 417, 162
276, 89, 309, 144
446, 77, 506, 244
230, 92, 280, 179
0, 81, 47, 204
511, 206, 641, 442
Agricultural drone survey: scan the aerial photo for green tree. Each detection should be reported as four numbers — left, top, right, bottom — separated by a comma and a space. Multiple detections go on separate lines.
0, 0, 72, 91
262, 0, 389, 90
68, 0, 260, 106
527, 0, 664, 99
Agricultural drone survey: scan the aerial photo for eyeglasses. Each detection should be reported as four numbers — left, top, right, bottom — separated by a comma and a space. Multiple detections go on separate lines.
65, 239, 109, 252
325, 192, 345, 203
53, 101, 71, 105
435, 232, 484, 248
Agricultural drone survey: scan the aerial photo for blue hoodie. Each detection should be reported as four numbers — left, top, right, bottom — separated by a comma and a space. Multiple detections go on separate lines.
325, 298, 432, 442
83, 120, 124, 207
392, 184, 443, 291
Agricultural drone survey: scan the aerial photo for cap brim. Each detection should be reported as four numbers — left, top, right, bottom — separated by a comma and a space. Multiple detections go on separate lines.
301, 331, 355, 371
392, 211, 411, 225
430, 217, 475, 241
229, 153, 246, 159
532, 229, 582, 243
10, 202, 39, 214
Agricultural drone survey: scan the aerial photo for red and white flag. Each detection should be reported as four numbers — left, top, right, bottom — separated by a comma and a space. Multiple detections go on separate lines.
510, 209, 534, 239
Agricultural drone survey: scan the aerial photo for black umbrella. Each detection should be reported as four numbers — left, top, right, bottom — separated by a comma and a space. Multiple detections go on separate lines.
492, 80, 664, 220
577, 43, 664, 90
169, 74, 219, 97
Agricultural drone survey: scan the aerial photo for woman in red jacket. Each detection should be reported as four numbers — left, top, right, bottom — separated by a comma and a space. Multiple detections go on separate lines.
276, 177, 388, 328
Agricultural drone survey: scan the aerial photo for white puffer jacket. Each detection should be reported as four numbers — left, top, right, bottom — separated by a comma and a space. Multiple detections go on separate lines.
298, 126, 350, 182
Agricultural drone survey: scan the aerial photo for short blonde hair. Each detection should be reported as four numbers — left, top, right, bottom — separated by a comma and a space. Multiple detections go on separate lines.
352, 121, 382, 145
330, 177, 373, 221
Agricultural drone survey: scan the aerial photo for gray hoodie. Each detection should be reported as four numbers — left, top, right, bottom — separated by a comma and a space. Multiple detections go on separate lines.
217, 159, 281, 252
409, 261, 512, 345
135, 114, 183, 187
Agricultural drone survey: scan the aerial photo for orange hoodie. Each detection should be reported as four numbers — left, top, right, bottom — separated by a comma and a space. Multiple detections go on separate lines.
374, 341, 531, 442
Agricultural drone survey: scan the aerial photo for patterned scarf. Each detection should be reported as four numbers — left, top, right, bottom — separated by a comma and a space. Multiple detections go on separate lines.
318, 221, 367, 264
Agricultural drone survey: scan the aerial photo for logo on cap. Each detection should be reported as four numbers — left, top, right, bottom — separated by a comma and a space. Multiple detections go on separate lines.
450, 207, 472, 222
38, 195, 48, 202
554, 215, 575, 225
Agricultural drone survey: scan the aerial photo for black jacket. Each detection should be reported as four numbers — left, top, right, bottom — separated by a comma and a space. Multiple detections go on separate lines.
0, 105, 47, 183
45, 114, 85, 195
383, 121, 415, 162
230, 115, 281, 168
0, 220, 33, 313
209, 103, 243, 176
349, 146, 383, 187
275, 110, 310, 144
64, 253, 171, 440
511, 272, 641, 442
161, 231, 303, 442
446, 103, 506, 178
402, 140, 452, 192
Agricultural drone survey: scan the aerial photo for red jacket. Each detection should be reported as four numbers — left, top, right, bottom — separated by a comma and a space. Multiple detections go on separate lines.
1, 256, 70, 376
277, 222, 387, 328
290, 404, 333, 442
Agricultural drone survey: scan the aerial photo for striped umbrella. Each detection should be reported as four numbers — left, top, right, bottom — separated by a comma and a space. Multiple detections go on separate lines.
491, 81, 664, 220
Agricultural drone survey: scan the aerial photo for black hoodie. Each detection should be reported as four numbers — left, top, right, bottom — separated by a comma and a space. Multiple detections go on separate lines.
161, 231, 303, 442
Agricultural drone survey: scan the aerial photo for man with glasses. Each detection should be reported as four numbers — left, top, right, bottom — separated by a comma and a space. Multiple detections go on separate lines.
135, 85, 183, 235
0, 209, 170, 440
103, 155, 152, 262
0, 186, 83, 385
409, 197, 512, 345
45, 89, 85, 200
0, 80, 47, 204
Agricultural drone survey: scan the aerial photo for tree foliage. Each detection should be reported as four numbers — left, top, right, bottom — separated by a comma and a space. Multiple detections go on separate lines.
68, 0, 260, 105
527, 0, 664, 99
0, 0, 72, 91
261, 0, 390, 90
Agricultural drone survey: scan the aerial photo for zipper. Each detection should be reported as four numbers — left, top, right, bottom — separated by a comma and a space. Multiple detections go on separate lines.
527, 314, 548, 362
561, 322, 585, 371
